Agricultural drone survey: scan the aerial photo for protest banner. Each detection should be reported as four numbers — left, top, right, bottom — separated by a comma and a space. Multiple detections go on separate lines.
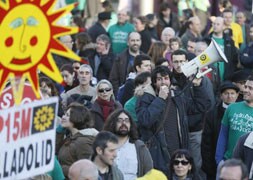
0, 97, 58, 180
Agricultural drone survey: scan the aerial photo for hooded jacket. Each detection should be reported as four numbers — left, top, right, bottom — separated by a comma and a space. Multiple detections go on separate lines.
58, 128, 98, 178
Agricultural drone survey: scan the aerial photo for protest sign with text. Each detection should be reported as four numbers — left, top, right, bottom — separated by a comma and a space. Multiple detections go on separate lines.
0, 97, 58, 180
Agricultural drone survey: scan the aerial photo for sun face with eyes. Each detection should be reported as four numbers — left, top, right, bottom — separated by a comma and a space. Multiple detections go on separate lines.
0, 0, 81, 104
1, 4, 50, 69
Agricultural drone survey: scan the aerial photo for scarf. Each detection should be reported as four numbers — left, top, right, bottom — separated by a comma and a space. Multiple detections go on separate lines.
96, 97, 115, 121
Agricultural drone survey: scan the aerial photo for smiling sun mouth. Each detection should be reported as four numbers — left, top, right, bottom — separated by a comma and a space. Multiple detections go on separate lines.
11, 57, 32, 65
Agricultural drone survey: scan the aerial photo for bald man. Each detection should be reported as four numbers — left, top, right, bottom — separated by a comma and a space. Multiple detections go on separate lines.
68, 159, 99, 180
209, 16, 239, 86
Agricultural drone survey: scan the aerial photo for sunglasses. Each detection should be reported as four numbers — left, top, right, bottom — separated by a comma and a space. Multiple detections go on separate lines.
173, 160, 189, 166
98, 88, 112, 93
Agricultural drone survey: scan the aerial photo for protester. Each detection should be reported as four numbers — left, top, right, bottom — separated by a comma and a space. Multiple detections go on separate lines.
68, 159, 99, 180
60, 64, 79, 93
133, 16, 152, 54
216, 74, 253, 165
118, 54, 152, 106
170, 149, 196, 180
109, 32, 142, 96
57, 103, 98, 178
88, 11, 111, 43
61, 64, 96, 111
90, 79, 122, 131
136, 65, 211, 177
89, 34, 115, 81
92, 131, 124, 180
218, 159, 249, 180
104, 109, 153, 179
108, 10, 135, 54
233, 132, 253, 179
124, 71, 152, 122
170, 49, 215, 179
202, 81, 239, 179
181, 16, 202, 49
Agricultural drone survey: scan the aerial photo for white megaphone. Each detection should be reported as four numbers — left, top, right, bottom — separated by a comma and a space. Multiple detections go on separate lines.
181, 39, 228, 78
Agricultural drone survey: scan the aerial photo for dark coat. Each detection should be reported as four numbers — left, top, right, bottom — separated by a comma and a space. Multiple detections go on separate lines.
201, 102, 226, 178
139, 29, 152, 53
78, 43, 96, 61
119, 78, 135, 106
157, 12, 180, 39
89, 52, 115, 80
100, 165, 124, 180
233, 132, 253, 179
136, 83, 211, 177
173, 73, 215, 132
109, 49, 144, 96
240, 41, 253, 69
88, 22, 107, 43
57, 129, 98, 178
90, 100, 122, 131
207, 33, 239, 85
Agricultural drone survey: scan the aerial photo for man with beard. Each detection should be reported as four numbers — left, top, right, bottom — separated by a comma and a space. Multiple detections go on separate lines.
136, 65, 212, 177
216, 74, 253, 166
92, 131, 124, 180
109, 32, 143, 96
104, 109, 153, 180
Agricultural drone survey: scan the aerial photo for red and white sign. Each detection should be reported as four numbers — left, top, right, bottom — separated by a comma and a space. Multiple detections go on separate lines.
0, 97, 58, 180
0, 83, 41, 110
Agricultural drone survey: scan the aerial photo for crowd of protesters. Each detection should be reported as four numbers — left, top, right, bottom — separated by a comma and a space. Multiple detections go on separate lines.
35, 0, 253, 179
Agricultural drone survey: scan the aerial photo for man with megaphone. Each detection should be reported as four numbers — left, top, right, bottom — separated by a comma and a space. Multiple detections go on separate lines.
136, 64, 213, 178
171, 49, 216, 179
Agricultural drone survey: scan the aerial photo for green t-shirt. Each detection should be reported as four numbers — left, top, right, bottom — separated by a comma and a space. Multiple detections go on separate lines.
222, 101, 253, 159
108, 22, 135, 54
213, 37, 225, 81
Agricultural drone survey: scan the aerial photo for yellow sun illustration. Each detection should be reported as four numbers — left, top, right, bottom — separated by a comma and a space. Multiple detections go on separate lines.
34, 105, 54, 132
0, 0, 81, 104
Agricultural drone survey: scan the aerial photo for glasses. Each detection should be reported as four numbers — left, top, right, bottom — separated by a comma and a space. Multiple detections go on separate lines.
117, 118, 130, 123
173, 160, 189, 166
98, 88, 112, 93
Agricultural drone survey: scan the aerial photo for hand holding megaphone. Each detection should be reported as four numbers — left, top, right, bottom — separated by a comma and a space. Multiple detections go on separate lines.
181, 39, 228, 78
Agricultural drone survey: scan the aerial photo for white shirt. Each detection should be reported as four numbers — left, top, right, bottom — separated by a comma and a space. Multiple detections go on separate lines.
115, 139, 138, 180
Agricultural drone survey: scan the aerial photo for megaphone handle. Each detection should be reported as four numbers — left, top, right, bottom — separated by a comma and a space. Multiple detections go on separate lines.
196, 68, 213, 78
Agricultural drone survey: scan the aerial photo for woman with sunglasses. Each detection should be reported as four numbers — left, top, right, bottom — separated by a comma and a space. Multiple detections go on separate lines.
170, 149, 196, 180
90, 79, 122, 131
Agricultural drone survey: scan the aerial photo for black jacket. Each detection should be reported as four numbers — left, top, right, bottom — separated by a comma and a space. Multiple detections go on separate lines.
136, 83, 211, 176
88, 22, 107, 43
201, 101, 226, 178
207, 33, 239, 93
89, 52, 115, 81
